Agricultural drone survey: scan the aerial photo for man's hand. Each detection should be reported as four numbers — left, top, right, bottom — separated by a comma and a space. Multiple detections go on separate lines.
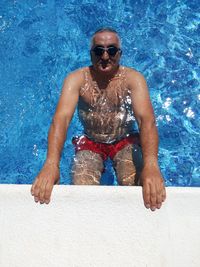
31, 162, 60, 204
141, 165, 166, 211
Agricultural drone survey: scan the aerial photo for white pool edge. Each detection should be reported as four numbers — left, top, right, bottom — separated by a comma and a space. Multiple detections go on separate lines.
0, 185, 200, 267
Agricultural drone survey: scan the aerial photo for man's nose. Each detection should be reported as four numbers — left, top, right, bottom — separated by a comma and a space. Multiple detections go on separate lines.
101, 50, 109, 60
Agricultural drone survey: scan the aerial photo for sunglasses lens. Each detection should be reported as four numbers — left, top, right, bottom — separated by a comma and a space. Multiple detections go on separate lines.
92, 46, 120, 57
93, 47, 104, 56
108, 47, 119, 56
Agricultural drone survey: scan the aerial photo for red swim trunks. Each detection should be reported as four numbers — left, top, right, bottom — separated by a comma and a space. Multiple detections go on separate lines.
72, 133, 140, 161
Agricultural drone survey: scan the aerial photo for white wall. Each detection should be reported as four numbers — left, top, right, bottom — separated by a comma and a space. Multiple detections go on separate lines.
0, 185, 200, 267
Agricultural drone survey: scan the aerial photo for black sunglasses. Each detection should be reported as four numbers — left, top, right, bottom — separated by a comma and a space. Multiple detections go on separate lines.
91, 46, 121, 57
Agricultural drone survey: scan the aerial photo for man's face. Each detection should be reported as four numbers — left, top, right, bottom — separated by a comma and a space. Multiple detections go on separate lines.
90, 31, 122, 74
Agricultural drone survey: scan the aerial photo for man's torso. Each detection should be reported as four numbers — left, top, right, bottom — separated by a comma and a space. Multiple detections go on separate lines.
77, 65, 137, 143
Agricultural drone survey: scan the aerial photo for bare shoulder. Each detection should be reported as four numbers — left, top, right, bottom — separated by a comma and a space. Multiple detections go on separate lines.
123, 66, 147, 89
63, 67, 87, 88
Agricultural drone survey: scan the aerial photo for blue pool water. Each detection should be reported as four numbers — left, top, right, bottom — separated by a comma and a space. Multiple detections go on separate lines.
0, 0, 199, 186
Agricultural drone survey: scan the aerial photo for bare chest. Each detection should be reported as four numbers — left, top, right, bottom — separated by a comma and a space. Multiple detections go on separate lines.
79, 77, 129, 110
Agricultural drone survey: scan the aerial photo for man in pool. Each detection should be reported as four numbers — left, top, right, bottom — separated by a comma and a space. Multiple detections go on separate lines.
31, 28, 166, 211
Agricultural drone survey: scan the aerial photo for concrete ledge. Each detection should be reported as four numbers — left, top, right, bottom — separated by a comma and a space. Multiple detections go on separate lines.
0, 185, 200, 267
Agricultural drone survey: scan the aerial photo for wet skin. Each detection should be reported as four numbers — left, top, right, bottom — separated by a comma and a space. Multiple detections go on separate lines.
78, 32, 131, 143
78, 65, 134, 143
31, 31, 166, 211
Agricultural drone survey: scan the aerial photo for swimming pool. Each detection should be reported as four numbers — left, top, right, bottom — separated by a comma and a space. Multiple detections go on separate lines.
0, 0, 199, 186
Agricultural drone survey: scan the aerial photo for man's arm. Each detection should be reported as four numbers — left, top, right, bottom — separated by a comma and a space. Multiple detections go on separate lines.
31, 70, 83, 204
128, 69, 166, 211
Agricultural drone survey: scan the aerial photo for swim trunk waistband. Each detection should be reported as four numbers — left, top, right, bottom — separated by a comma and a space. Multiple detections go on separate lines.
72, 133, 140, 161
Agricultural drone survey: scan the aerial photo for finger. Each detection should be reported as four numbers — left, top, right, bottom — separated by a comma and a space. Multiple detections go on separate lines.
39, 179, 48, 204
31, 183, 35, 196
156, 192, 163, 209
143, 183, 151, 209
44, 181, 54, 204
150, 189, 157, 211
31, 176, 39, 196
162, 187, 167, 202
32, 177, 43, 202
